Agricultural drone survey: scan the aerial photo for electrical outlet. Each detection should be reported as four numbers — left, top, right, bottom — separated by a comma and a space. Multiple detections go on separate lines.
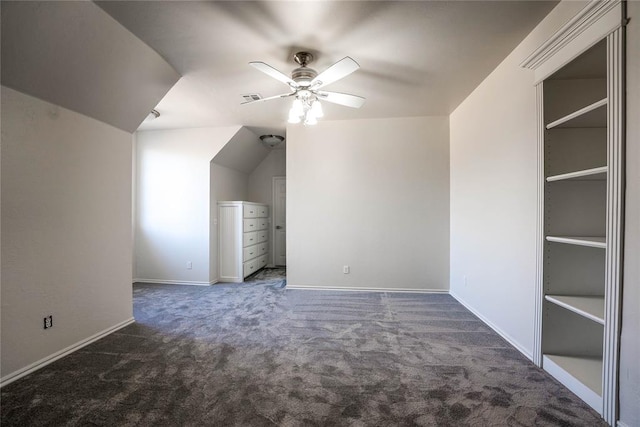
43, 315, 53, 329
343, 265, 350, 274
187, 261, 193, 270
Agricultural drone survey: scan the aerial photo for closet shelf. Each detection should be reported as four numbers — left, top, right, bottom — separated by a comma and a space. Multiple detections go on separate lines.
546, 236, 606, 248
546, 98, 607, 129
543, 354, 602, 410
545, 295, 605, 324
546, 166, 607, 182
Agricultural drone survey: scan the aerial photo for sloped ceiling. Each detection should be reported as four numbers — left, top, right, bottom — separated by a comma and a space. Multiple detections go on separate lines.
97, 1, 559, 135
212, 127, 270, 174
1, 1, 180, 133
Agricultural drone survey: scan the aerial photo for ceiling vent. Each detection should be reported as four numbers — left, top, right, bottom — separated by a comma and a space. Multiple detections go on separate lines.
241, 93, 262, 103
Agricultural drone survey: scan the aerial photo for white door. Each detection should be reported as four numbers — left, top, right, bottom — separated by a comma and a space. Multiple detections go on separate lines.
272, 177, 286, 266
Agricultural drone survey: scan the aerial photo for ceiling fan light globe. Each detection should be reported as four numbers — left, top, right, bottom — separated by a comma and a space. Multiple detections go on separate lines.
288, 108, 302, 123
311, 100, 324, 118
304, 109, 318, 125
292, 99, 304, 115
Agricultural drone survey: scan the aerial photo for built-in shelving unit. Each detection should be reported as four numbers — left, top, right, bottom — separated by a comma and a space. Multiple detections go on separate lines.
545, 98, 607, 129
545, 295, 605, 324
538, 34, 623, 421
546, 166, 607, 182
545, 236, 606, 248
543, 354, 603, 410
524, 2, 624, 423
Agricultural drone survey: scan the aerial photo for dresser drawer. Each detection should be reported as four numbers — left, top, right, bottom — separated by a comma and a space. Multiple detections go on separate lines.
243, 244, 260, 262
243, 218, 259, 232
257, 205, 269, 217
256, 254, 268, 269
256, 218, 268, 231
243, 260, 257, 277
243, 231, 258, 247
243, 204, 259, 218
257, 241, 268, 257
256, 230, 268, 243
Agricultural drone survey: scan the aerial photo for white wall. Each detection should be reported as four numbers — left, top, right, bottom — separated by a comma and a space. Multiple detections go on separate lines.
449, 1, 587, 359
248, 149, 286, 266
287, 116, 449, 291
248, 149, 286, 205
209, 163, 249, 282
1, 87, 133, 381
619, 1, 640, 425
134, 126, 239, 284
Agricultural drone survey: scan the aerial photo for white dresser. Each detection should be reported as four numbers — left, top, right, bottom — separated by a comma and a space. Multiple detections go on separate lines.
218, 201, 269, 282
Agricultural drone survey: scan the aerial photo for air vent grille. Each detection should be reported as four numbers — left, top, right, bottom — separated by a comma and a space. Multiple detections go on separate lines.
242, 94, 262, 102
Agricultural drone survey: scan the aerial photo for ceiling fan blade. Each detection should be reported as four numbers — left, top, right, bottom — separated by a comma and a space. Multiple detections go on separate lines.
241, 92, 295, 104
311, 57, 360, 89
316, 91, 366, 108
249, 62, 297, 87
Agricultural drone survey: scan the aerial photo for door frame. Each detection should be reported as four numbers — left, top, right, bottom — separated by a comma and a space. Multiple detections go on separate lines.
272, 176, 286, 267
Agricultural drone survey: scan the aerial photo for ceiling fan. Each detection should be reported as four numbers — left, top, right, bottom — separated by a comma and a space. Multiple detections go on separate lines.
243, 52, 365, 125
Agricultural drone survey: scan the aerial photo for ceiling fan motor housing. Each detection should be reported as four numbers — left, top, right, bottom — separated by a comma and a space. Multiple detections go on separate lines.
291, 67, 317, 86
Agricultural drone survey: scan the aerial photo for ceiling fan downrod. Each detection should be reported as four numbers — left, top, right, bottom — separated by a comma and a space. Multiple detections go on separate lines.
291, 52, 318, 87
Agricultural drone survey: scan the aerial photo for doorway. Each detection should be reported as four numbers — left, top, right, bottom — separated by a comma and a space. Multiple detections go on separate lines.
272, 176, 286, 266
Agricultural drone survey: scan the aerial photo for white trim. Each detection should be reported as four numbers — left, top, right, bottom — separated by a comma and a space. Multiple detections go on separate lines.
286, 285, 448, 294
451, 291, 534, 361
617, 422, 631, 427
216, 276, 242, 284
534, 82, 544, 367
0, 317, 135, 388
521, 0, 622, 83
133, 278, 214, 286
602, 28, 624, 425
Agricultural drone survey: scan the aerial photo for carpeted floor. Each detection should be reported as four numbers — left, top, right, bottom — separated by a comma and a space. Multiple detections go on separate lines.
2, 268, 605, 426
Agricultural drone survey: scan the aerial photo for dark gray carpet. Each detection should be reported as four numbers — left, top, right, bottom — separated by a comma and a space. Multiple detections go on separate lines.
2, 268, 605, 426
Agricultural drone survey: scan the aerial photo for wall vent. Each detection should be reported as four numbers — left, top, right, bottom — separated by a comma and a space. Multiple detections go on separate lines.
241, 94, 262, 102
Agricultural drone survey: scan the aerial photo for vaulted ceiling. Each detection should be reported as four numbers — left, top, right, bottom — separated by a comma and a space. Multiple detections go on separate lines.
1, 1, 180, 133
2, 1, 559, 136
96, 1, 558, 135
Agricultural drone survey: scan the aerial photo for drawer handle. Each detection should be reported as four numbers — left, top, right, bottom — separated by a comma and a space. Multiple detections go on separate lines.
250, 252, 254, 255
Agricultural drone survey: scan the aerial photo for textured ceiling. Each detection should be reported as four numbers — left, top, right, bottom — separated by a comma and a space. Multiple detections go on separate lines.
99, 1, 558, 135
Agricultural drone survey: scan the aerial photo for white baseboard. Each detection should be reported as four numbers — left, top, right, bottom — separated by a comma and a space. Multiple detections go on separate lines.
0, 317, 135, 388
286, 285, 448, 294
450, 291, 533, 361
133, 278, 214, 286
617, 421, 631, 427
